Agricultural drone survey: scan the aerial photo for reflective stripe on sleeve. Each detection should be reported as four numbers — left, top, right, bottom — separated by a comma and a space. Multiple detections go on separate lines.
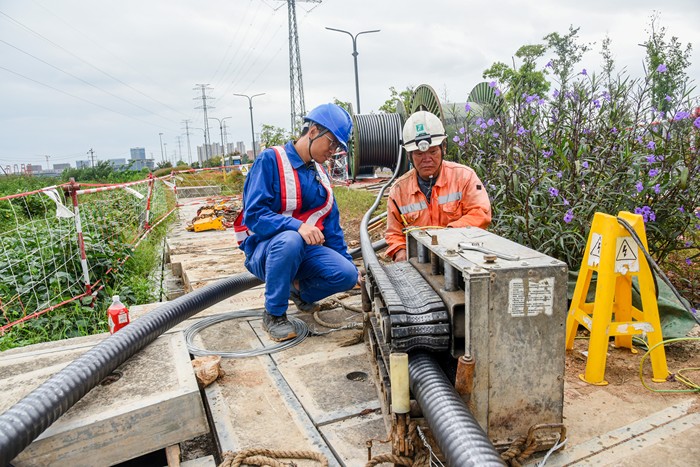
398, 200, 428, 214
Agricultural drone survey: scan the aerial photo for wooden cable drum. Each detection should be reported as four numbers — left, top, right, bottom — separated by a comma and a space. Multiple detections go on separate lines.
350, 113, 404, 180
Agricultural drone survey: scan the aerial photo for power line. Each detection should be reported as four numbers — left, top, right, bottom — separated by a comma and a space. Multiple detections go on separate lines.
0, 9, 184, 123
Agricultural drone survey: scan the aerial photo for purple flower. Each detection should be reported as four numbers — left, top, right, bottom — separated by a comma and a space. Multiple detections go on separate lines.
562, 197, 570, 205
635, 205, 656, 222
459, 127, 466, 134
646, 155, 656, 163
553, 90, 560, 98
452, 135, 460, 143
602, 91, 611, 102
646, 141, 656, 150
492, 132, 499, 138
494, 88, 501, 97
480, 122, 487, 129
648, 168, 659, 177
546, 60, 553, 68
593, 99, 601, 108
465, 103, 471, 112
664, 95, 672, 102
517, 126, 529, 136
549, 187, 559, 197
611, 127, 618, 134
686, 258, 693, 266
564, 210, 574, 223
556, 171, 563, 178
487, 118, 494, 127
582, 161, 589, 168
635, 181, 644, 192
679, 206, 685, 213
635, 135, 644, 144
489, 81, 497, 88
653, 184, 661, 194
657, 64, 668, 73
674, 111, 690, 121
581, 68, 587, 75
694, 117, 700, 129
542, 149, 553, 158
685, 240, 693, 247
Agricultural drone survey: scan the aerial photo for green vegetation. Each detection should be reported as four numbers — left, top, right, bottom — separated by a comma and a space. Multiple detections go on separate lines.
450, 18, 698, 285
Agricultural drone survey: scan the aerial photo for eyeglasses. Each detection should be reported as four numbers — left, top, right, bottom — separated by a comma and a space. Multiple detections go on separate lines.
324, 133, 342, 153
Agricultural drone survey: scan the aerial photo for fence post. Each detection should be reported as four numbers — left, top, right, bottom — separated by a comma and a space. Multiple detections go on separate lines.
144, 172, 154, 231
68, 178, 92, 298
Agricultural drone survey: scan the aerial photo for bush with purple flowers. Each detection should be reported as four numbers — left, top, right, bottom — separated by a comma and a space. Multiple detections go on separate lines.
449, 20, 699, 271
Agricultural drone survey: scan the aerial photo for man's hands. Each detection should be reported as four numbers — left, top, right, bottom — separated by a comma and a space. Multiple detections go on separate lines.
298, 223, 325, 245
393, 249, 407, 262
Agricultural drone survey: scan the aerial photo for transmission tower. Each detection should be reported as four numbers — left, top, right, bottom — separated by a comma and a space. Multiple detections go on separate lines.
280, 0, 321, 133
194, 84, 214, 162
182, 120, 193, 165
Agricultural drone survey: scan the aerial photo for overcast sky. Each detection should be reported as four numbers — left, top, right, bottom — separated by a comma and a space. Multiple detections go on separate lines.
1, 0, 698, 170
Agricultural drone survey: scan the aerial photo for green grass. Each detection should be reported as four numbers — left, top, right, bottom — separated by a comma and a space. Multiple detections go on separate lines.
333, 186, 386, 220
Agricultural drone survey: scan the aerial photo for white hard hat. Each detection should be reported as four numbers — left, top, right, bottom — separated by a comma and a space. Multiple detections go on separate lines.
402, 111, 446, 152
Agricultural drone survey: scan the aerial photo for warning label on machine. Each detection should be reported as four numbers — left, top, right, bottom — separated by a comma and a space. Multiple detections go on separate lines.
508, 277, 555, 317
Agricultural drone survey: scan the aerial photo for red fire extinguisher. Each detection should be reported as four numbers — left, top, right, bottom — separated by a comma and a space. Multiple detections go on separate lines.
108, 295, 130, 334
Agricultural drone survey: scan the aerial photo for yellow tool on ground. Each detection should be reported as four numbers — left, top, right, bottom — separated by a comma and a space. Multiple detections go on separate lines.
186, 215, 226, 232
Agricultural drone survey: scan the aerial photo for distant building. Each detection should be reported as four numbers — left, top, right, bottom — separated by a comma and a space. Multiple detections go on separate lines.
107, 158, 127, 168
235, 141, 246, 155
128, 159, 155, 171
76, 160, 91, 169
130, 147, 146, 160
27, 164, 42, 173
53, 163, 70, 172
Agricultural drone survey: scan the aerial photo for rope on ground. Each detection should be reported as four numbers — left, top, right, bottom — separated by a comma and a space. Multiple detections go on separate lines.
365, 453, 415, 467
500, 435, 539, 467
219, 448, 328, 467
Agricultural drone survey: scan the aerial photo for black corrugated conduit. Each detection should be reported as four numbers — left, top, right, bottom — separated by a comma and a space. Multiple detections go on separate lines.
358, 117, 502, 465
0, 272, 262, 466
409, 352, 505, 466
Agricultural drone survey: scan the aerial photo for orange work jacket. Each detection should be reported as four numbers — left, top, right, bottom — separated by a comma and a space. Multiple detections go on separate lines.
385, 160, 492, 260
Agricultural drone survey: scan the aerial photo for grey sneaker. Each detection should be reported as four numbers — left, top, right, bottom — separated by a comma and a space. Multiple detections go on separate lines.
262, 312, 297, 342
289, 289, 320, 313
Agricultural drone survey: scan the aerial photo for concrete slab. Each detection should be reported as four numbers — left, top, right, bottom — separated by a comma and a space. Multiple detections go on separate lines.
0, 332, 208, 466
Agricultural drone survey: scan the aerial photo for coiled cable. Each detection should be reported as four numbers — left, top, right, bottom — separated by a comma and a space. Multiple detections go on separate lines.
184, 310, 309, 358
352, 113, 404, 178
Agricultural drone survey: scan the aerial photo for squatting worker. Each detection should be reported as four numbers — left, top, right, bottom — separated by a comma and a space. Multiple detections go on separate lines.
385, 110, 492, 262
234, 103, 360, 342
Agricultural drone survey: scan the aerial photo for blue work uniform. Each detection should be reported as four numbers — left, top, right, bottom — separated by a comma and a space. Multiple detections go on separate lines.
240, 141, 357, 316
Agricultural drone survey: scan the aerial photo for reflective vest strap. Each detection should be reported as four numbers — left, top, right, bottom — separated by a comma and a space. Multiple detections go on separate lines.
233, 210, 251, 246
273, 146, 301, 216
297, 162, 334, 229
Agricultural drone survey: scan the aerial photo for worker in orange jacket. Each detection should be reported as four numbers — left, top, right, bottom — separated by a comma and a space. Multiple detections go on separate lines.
386, 110, 492, 261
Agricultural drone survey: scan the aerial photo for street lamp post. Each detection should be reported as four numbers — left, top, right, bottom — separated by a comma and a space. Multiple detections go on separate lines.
158, 132, 165, 164
208, 116, 232, 165
233, 93, 265, 158
325, 27, 380, 114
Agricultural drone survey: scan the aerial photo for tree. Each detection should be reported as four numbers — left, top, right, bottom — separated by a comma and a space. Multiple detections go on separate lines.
544, 26, 592, 89
641, 12, 693, 113
333, 98, 352, 113
260, 124, 290, 148
482, 44, 550, 103
378, 86, 414, 114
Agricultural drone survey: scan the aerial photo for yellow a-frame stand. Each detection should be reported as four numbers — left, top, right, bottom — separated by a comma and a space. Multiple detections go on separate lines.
565, 211, 669, 385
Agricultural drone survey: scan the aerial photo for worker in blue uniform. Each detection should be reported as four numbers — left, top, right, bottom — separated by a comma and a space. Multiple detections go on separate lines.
234, 103, 360, 342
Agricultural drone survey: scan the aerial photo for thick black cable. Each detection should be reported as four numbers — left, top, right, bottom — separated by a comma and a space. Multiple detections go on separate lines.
616, 217, 699, 326
352, 113, 403, 176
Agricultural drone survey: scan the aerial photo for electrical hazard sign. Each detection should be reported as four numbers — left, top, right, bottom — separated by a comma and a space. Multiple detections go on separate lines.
614, 236, 639, 274
587, 233, 602, 267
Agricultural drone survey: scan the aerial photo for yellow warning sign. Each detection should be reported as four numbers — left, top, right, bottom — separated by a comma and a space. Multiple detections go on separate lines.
587, 233, 602, 266
565, 211, 668, 385
614, 236, 639, 274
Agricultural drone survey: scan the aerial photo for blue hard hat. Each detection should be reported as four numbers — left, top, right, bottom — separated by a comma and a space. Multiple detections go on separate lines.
303, 103, 353, 151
